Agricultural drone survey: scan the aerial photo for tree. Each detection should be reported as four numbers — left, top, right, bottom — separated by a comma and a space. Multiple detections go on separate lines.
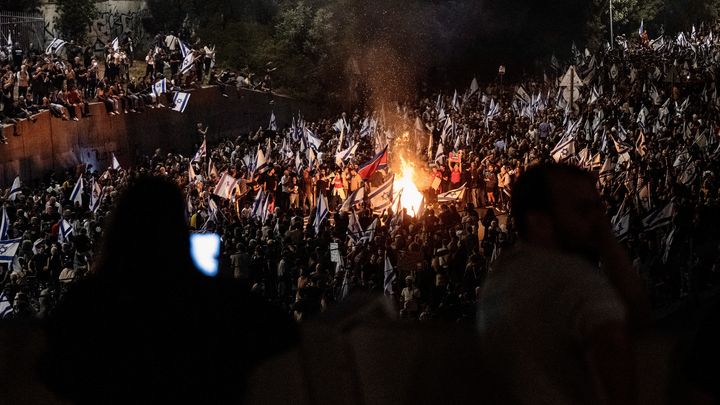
54, 0, 97, 44
0, 0, 40, 13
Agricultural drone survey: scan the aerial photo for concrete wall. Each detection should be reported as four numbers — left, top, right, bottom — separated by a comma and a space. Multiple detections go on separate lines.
0, 87, 316, 186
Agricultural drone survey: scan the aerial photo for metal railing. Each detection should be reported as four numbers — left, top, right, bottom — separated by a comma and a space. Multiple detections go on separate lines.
0, 11, 47, 53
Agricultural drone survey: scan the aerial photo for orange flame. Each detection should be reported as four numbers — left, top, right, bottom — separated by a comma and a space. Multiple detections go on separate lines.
393, 158, 424, 217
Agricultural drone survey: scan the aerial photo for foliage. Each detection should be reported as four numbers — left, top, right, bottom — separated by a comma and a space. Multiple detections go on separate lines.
0, 0, 41, 13
140, 0, 720, 105
54, 0, 97, 45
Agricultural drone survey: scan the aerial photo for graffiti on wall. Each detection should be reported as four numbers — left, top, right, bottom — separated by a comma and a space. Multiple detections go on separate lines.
87, 8, 151, 56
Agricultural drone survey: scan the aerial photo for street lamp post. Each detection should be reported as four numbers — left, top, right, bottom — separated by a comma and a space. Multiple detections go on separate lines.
609, 0, 614, 48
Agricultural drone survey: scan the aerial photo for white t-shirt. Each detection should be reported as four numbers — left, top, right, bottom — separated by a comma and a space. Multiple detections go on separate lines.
478, 243, 626, 405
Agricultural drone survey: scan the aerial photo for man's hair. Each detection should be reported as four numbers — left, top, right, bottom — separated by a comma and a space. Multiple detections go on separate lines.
511, 163, 596, 238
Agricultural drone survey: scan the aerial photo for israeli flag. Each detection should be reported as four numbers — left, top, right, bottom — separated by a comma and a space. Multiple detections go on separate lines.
254, 146, 268, 175
59, 219, 73, 242
340, 187, 364, 213
305, 128, 323, 150
339, 257, 350, 301
269, 111, 278, 131
153, 78, 167, 97
295, 151, 303, 173
45, 38, 67, 55
173, 92, 191, 113
70, 176, 84, 206
335, 143, 358, 167
251, 191, 266, 220
361, 218, 378, 243
192, 139, 206, 162
437, 183, 467, 203
179, 40, 191, 59
368, 174, 394, 209
111, 37, 119, 51
313, 194, 329, 234
180, 52, 195, 75
0, 291, 12, 318
0, 206, 9, 240
383, 254, 396, 296
260, 192, 271, 223
111, 153, 122, 170
348, 210, 364, 243
0, 238, 22, 263
642, 202, 674, 231
90, 179, 103, 213
360, 118, 371, 138
8, 176, 21, 201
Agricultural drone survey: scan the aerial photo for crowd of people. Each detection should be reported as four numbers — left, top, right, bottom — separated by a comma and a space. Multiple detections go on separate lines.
1, 23, 720, 327
0, 31, 272, 143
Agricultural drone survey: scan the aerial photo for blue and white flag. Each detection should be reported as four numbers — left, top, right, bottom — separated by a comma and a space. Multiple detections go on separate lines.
0, 238, 21, 263
7, 176, 21, 201
45, 38, 67, 55
361, 218, 378, 243
337, 255, 350, 300
369, 174, 394, 209
111, 37, 119, 51
0, 206, 9, 240
295, 151, 303, 173
437, 183, 467, 203
335, 143, 358, 167
0, 291, 12, 318
179, 40, 191, 59
305, 128, 323, 150
260, 192, 270, 223
383, 254, 396, 296
70, 176, 84, 206
469, 77, 480, 96
434, 142, 445, 164
348, 210, 364, 243
612, 206, 631, 242
642, 202, 674, 231
269, 111, 278, 131
551, 135, 576, 162
254, 146, 268, 175
90, 178, 103, 213
340, 187, 364, 213
251, 191, 265, 220
313, 194, 329, 234
180, 52, 195, 75
307, 147, 317, 171
59, 219, 73, 242
192, 139, 206, 163
153, 78, 167, 97
360, 118, 371, 138
111, 153, 122, 170
173, 92, 191, 113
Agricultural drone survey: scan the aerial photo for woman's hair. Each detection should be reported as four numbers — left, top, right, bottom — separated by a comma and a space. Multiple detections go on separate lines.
95, 176, 195, 282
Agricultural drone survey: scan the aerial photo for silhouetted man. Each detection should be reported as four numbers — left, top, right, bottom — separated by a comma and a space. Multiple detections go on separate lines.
478, 163, 650, 405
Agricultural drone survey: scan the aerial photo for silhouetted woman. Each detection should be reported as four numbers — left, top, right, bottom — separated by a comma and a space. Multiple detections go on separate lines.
43, 176, 297, 405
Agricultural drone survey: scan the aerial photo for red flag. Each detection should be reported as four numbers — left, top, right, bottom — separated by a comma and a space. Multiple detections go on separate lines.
358, 147, 388, 180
